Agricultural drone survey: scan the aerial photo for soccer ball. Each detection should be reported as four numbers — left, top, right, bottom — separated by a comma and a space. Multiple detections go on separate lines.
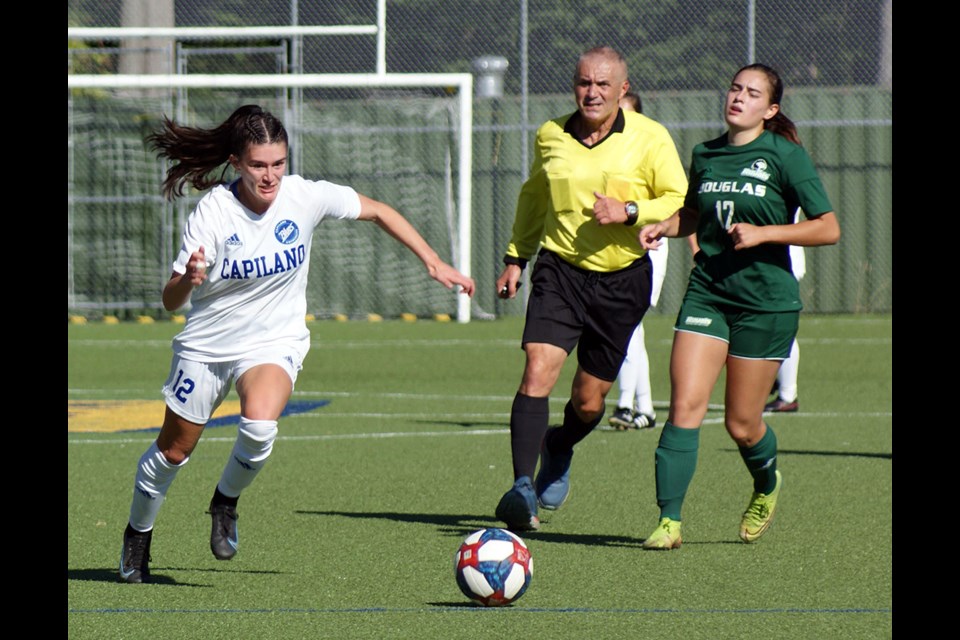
454, 527, 533, 606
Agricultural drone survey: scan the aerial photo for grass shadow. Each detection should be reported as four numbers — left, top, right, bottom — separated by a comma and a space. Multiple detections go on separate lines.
67, 566, 285, 586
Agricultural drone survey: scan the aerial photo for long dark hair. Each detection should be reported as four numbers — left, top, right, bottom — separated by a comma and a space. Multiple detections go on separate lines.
735, 63, 800, 145
145, 104, 289, 200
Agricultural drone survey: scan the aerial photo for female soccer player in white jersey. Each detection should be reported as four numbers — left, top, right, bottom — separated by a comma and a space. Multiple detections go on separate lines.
608, 90, 670, 431
636, 64, 840, 550
765, 213, 806, 413
119, 104, 475, 583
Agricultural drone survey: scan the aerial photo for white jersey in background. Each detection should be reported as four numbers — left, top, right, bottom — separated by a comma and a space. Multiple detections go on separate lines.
171, 175, 361, 361
648, 238, 669, 307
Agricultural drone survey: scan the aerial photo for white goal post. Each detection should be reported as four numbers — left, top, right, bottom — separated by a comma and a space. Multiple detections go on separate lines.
68, 71, 475, 323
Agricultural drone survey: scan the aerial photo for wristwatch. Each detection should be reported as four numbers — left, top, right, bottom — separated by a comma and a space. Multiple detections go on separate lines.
624, 201, 639, 226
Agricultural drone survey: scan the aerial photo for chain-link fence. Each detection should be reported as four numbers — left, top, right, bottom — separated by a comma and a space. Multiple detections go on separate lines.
68, 0, 892, 320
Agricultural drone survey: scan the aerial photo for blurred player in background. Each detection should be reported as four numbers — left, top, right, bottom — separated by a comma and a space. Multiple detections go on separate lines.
608, 90, 669, 431
119, 104, 475, 583
636, 64, 840, 550
493, 47, 687, 532
765, 222, 805, 413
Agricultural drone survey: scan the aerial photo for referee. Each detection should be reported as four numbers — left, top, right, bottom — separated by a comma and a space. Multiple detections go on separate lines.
494, 46, 688, 531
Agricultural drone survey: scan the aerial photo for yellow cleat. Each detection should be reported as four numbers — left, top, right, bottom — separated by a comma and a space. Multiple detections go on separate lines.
642, 517, 682, 550
739, 470, 782, 543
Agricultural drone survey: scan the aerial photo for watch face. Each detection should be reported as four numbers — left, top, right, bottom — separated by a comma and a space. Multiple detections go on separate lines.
626, 202, 638, 215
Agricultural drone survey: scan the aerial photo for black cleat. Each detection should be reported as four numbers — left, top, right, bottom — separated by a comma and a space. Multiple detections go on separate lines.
207, 502, 239, 560
119, 525, 153, 583
763, 397, 798, 413
608, 407, 636, 430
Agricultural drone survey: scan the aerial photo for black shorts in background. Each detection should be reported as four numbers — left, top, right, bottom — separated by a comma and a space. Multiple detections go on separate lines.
521, 249, 652, 381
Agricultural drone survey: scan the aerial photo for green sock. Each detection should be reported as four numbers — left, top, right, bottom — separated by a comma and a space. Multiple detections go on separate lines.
738, 424, 778, 494
653, 422, 700, 521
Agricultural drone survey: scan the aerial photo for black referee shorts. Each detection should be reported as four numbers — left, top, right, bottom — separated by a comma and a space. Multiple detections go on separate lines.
521, 249, 652, 382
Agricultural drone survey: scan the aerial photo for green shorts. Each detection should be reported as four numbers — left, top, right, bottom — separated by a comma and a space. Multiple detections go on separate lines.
674, 295, 798, 360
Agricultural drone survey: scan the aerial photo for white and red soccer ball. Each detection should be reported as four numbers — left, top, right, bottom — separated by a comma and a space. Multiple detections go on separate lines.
454, 528, 533, 606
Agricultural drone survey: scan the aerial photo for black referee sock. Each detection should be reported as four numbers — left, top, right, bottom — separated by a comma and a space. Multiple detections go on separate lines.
509, 393, 551, 480
548, 400, 604, 453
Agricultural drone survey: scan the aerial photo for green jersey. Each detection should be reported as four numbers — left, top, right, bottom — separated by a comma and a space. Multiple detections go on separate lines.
684, 130, 833, 311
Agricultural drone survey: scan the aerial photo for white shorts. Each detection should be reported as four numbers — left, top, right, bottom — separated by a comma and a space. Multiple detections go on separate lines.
161, 345, 304, 424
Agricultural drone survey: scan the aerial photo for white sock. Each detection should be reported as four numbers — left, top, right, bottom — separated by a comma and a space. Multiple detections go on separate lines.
616, 324, 644, 409
128, 441, 188, 532
216, 418, 278, 498
777, 340, 800, 402
633, 336, 654, 417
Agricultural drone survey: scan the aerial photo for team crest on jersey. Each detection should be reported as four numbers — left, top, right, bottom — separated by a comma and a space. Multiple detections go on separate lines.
275, 220, 300, 244
740, 159, 771, 181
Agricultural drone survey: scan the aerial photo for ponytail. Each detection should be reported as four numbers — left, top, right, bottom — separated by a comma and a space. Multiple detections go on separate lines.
146, 104, 288, 201
765, 111, 800, 145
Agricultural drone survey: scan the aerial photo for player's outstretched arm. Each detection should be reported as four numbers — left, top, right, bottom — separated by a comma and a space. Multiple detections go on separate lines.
162, 246, 209, 311
356, 194, 475, 296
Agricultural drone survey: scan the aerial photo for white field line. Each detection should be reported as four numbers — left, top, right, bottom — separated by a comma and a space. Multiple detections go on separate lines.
69, 336, 890, 349
69, 329, 890, 443
68, 409, 891, 445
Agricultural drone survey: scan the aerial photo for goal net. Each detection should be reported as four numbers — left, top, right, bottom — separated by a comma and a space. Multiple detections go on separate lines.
68, 72, 475, 322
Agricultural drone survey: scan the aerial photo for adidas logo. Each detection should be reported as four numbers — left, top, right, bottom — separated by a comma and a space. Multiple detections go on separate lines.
225, 233, 242, 247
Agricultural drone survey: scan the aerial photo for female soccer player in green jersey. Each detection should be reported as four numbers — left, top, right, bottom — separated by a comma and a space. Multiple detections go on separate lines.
636, 63, 841, 549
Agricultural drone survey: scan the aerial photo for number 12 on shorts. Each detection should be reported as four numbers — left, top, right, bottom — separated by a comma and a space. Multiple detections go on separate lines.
171, 369, 195, 403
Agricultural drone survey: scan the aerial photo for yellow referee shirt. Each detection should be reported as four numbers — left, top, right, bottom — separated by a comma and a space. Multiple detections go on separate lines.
505, 109, 687, 272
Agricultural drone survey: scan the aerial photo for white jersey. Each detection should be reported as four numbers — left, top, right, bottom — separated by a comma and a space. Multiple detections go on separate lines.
648, 238, 669, 307
171, 175, 361, 361
789, 208, 806, 281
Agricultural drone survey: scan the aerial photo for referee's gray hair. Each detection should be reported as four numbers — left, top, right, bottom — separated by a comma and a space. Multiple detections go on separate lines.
574, 46, 628, 82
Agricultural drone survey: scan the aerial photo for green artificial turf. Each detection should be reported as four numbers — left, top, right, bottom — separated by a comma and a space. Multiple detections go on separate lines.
68, 314, 892, 639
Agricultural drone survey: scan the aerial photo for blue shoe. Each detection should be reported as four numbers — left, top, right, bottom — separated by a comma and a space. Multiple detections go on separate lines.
495, 476, 540, 531
534, 430, 573, 510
